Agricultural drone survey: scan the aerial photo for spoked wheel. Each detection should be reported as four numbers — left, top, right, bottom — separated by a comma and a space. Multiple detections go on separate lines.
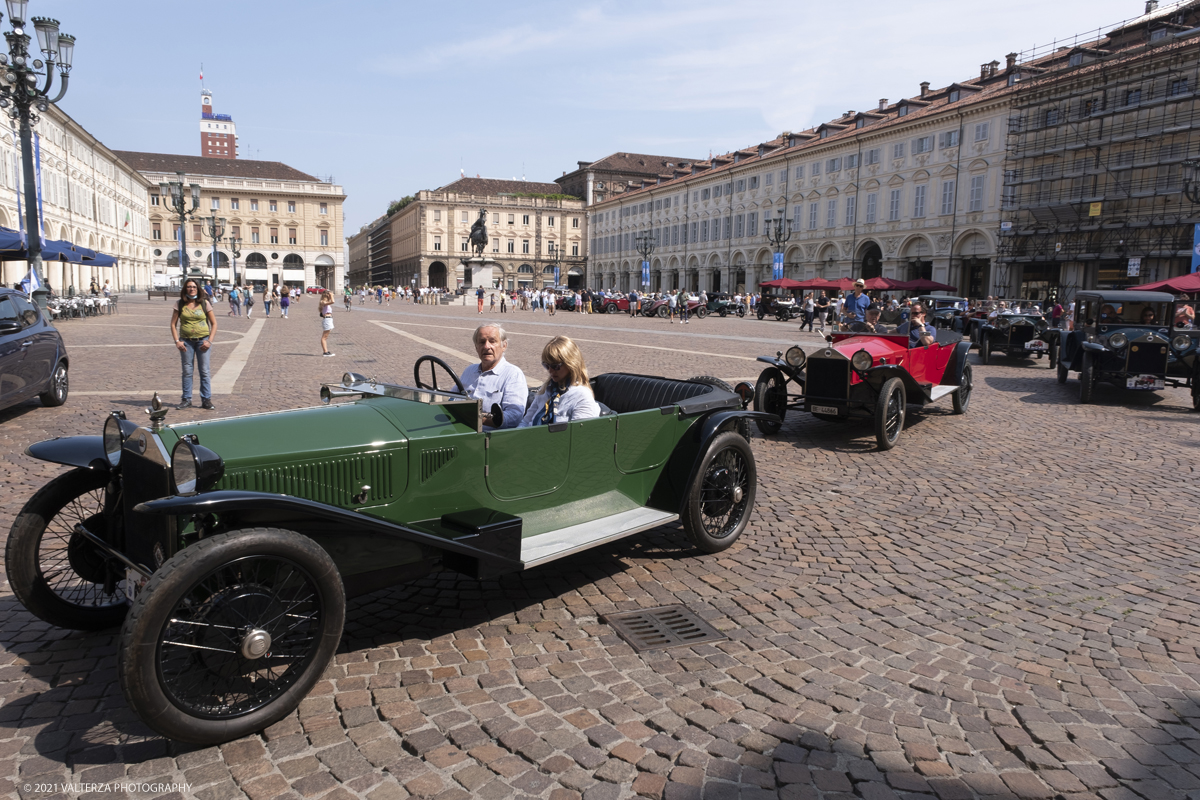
39, 360, 69, 407
978, 335, 990, 365
752, 367, 788, 435
952, 364, 972, 414
1079, 352, 1095, 404
695, 306, 708, 319
657, 306, 669, 319
119, 528, 345, 745
606, 304, 620, 314
681, 432, 757, 553
874, 377, 905, 450
6, 468, 127, 630
718, 308, 727, 318
413, 355, 465, 393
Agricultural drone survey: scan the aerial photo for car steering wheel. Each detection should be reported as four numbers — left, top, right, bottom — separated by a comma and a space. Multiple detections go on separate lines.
413, 356, 465, 394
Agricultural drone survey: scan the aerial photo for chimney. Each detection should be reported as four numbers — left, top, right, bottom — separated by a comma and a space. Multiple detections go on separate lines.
919, 82, 930, 98
846, 110, 855, 117
1146, 0, 1158, 13
1006, 52, 1018, 70
879, 98, 888, 111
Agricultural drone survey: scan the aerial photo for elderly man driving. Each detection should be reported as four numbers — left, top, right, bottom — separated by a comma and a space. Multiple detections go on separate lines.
462, 324, 527, 429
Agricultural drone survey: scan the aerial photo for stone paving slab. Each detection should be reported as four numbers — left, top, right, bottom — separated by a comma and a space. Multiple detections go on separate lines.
0, 297, 1197, 800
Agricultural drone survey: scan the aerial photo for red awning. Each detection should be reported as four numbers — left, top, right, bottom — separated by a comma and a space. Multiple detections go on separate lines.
758, 278, 806, 289
1128, 273, 1200, 294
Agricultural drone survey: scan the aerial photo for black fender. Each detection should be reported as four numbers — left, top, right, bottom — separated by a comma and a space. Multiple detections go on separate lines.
135, 490, 525, 580
861, 364, 929, 404
26, 435, 109, 471
756, 356, 803, 383
942, 340, 973, 386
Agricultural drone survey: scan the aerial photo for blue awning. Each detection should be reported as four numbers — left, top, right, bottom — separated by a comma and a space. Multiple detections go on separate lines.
0, 226, 118, 265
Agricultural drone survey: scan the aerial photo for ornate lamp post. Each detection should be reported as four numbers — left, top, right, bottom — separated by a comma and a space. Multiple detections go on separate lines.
765, 215, 791, 280
0, 2, 75, 311
635, 231, 655, 291
228, 235, 241, 288
548, 241, 563, 287
161, 172, 201, 283
204, 216, 225, 285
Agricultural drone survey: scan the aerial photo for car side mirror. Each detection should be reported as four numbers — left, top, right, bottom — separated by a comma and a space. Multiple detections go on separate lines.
0, 319, 20, 334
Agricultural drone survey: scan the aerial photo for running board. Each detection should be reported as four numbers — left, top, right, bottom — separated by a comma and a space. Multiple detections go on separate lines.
928, 385, 956, 402
522, 507, 679, 568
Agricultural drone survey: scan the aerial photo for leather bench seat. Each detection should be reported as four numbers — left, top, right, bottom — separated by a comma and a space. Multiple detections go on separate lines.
591, 373, 712, 414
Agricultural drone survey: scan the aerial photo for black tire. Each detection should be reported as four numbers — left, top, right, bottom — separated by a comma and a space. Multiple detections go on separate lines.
978, 335, 990, 365
1079, 352, 1094, 404
756, 307, 765, 320
752, 367, 787, 435
737, 307, 746, 318
680, 432, 756, 554
952, 364, 972, 414
687, 376, 750, 440
1048, 341, 1058, 370
6, 467, 128, 630
1057, 356, 1069, 384
718, 309, 727, 318
605, 303, 619, 314
1193, 386, 1200, 411
874, 377, 905, 450
776, 312, 788, 322
657, 306, 669, 319
695, 306, 708, 319
118, 527, 345, 745
39, 360, 69, 407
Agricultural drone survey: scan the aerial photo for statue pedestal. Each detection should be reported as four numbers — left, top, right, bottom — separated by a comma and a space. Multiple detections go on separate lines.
461, 257, 498, 289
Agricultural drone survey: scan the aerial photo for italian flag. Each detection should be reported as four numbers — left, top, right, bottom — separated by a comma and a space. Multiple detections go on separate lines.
124, 210, 130, 228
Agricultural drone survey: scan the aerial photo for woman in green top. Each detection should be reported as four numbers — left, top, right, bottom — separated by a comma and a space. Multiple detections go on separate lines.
169, 279, 218, 410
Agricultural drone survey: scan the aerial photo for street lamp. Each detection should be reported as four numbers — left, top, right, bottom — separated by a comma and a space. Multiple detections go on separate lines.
635, 231, 654, 290
0, 2, 75, 311
161, 172, 201, 283
548, 241, 562, 287
204, 216, 225, 285
765, 215, 791, 280
228, 235, 241, 288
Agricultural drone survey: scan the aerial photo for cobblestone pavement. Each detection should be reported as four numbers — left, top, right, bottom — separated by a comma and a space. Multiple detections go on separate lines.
2, 296, 1199, 800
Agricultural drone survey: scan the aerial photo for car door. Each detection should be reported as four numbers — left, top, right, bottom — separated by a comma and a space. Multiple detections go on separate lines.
9, 293, 55, 398
485, 425, 571, 501
0, 296, 27, 405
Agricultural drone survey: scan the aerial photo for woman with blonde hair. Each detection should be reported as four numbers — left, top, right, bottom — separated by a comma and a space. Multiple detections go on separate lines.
319, 290, 335, 357
519, 336, 600, 426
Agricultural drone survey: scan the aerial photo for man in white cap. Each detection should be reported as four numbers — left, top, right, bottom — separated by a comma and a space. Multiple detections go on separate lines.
845, 278, 871, 324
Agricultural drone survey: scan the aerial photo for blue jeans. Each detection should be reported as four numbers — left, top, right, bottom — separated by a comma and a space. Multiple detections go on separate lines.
180, 338, 211, 401
263, 300, 272, 315
281, 302, 289, 318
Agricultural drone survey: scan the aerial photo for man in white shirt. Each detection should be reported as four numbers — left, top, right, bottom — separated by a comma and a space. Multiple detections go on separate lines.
460, 324, 528, 429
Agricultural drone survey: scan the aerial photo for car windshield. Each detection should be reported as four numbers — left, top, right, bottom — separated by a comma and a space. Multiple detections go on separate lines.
1097, 301, 1170, 326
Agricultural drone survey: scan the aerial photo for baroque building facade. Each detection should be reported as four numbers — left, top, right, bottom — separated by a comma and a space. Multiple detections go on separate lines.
116, 152, 346, 291
348, 178, 586, 290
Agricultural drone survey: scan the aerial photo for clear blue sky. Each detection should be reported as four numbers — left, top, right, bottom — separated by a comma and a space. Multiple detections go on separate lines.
51, 0, 1146, 233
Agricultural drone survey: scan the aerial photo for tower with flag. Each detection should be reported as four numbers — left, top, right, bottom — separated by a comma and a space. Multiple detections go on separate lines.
200, 85, 238, 160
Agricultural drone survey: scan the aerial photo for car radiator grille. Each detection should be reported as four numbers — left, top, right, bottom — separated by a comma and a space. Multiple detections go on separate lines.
121, 450, 176, 571
221, 453, 396, 505
806, 359, 848, 401
1127, 343, 1168, 375
1009, 326, 1036, 345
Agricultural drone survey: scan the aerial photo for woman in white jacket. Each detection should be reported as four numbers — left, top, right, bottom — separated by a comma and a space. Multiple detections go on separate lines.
519, 336, 600, 426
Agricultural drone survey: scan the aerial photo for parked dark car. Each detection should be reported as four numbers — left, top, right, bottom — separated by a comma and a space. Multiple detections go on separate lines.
1057, 290, 1179, 403
0, 288, 69, 413
755, 290, 800, 321
916, 295, 968, 330
976, 310, 1058, 368
706, 293, 746, 318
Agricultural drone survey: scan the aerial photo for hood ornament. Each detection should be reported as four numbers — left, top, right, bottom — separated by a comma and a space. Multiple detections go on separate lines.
146, 392, 169, 432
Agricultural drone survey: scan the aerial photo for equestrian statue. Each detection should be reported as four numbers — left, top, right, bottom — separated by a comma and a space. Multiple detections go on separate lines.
467, 209, 488, 257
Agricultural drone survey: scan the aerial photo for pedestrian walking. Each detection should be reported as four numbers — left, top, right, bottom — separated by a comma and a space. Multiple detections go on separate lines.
319, 290, 335, 357
280, 286, 291, 319
169, 278, 217, 411
244, 285, 255, 318
228, 285, 241, 316
500, 292, 507, 313
677, 288, 689, 324
802, 293, 814, 331
263, 285, 273, 317
667, 290, 677, 323
476, 285, 485, 315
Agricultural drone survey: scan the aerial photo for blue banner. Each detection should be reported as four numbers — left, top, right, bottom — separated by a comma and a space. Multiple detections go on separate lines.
1192, 223, 1200, 273
34, 133, 43, 248
773, 252, 784, 280
641, 260, 649, 286
554, 265, 560, 285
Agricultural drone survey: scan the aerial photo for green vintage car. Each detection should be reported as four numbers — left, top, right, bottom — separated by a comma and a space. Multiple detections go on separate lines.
5, 356, 773, 744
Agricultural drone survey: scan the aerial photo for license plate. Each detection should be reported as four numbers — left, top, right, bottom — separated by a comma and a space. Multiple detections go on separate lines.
1025, 340, 1048, 350
1126, 375, 1164, 390
811, 405, 840, 415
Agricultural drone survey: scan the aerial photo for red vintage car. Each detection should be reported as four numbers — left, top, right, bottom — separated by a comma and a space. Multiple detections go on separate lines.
640, 297, 709, 319
747, 326, 973, 449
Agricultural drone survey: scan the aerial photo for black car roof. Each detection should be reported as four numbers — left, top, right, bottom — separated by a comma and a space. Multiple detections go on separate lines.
1076, 290, 1176, 303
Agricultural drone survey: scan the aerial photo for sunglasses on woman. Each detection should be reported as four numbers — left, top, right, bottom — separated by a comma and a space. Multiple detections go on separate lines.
543, 362, 564, 371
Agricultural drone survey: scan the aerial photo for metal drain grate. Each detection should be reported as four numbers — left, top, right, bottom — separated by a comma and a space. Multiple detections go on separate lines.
601, 605, 727, 652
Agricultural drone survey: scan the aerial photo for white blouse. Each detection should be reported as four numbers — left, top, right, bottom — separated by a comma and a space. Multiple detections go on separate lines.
519, 384, 601, 427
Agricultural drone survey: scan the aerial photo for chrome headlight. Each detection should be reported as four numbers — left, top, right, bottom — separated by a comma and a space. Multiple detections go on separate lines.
170, 436, 225, 495
102, 413, 125, 468
851, 349, 873, 371
785, 346, 806, 369
1173, 334, 1192, 352
1108, 332, 1128, 350
343, 371, 367, 386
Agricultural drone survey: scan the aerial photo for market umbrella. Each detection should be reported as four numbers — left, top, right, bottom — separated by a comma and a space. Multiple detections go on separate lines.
1128, 273, 1200, 293
863, 276, 905, 290
758, 278, 806, 289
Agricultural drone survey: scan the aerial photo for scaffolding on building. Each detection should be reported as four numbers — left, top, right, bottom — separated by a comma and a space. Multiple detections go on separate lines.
998, 0, 1200, 301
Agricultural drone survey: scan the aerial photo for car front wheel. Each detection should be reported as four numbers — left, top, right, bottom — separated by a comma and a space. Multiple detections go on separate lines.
978, 335, 990, 365
38, 360, 69, 407
875, 377, 906, 450
952, 364, 972, 414
1079, 353, 1095, 404
753, 367, 787, 435
756, 307, 765, 320
118, 528, 345, 745
6, 467, 128, 630
606, 303, 619, 314
695, 306, 708, 319
681, 432, 756, 554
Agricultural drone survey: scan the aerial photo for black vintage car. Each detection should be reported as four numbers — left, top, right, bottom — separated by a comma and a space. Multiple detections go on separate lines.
916, 295, 968, 330
976, 310, 1058, 368
1058, 290, 1180, 404
1167, 300, 1200, 410
755, 290, 800, 321
706, 292, 746, 317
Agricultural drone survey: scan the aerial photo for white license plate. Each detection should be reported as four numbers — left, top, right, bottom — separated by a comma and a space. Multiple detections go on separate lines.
1126, 375, 1164, 390
811, 405, 840, 415
1025, 340, 1048, 350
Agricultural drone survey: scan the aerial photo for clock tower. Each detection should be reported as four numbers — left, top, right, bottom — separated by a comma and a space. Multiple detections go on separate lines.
199, 89, 238, 160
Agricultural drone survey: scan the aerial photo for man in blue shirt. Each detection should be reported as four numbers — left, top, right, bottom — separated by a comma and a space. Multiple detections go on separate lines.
845, 279, 871, 323
896, 303, 937, 347
461, 324, 528, 429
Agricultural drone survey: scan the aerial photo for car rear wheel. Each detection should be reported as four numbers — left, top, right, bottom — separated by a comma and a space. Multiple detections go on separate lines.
1048, 341, 1058, 369
695, 306, 708, 319
874, 377, 905, 450
718, 308, 727, 318
118, 527, 345, 745
756, 307, 765, 320
681, 432, 756, 554
39, 360, 69, 407
605, 303, 619, 314
978, 335, 990, 365
1079, 353, 1095, 404
737, 307, 746, 318
1057, 356, 1069, 384
657, 306, 669, 318
952, 364, 972, 414
6, 468, 128, 630
752, 367, 787, 435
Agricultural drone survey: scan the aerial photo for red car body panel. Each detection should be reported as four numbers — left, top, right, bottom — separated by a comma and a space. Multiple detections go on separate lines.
830, 332, 955, 388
